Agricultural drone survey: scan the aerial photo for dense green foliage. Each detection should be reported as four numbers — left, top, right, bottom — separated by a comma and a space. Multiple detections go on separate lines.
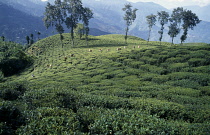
0, 41, 33, 77
0, 34, 210, 134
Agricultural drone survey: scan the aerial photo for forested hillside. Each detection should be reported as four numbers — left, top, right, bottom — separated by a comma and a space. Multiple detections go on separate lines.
0, 2, 50, 43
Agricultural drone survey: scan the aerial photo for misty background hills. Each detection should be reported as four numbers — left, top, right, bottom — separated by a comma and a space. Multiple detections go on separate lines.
1, 0, 210, 44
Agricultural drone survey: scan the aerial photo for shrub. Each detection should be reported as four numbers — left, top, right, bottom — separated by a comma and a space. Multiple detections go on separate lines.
0, 49, 34, 77
167, 62, 189, 72
0, 101, 25, 134
152, 75, 169, 83
89, 108, 202, 135
134, 98, 186, 120
166, 79, 200, 89
193, 66, 210, 73
0, 81, 27, 101
17, 107, 79, 135
0, 70, 4, 82
76, 107, 106, 133
166, 57, 186, 63
200, 86, 210, 96
188, 58, 207, 67
140, 64, 166, 75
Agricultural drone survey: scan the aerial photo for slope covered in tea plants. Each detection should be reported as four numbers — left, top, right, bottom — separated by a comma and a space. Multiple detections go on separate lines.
0, 34, 210, 134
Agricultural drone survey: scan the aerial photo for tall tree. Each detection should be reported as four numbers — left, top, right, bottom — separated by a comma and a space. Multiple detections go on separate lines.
171, 7, 184, 29
81, 7, 93, 46
37, 32, 41, 40
157, 11, 169, 45
122, 3, 138, 44
180, 10, 201, 44
30, 34, 34, 44
64, 0, 83, 46
1, 36, 5, 41
43, 0, 66, 47
168, 7, 184, 45
168, 22, 180, 45
26, 36, 30, 45
75, 23, 85, 39
146, 14, 156, 44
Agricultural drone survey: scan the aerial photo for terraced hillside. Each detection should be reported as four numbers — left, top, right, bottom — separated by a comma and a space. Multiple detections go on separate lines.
0, 34, 210, 134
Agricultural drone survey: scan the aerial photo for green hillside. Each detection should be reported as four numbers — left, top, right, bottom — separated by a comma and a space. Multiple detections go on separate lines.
0, 34, 210, 134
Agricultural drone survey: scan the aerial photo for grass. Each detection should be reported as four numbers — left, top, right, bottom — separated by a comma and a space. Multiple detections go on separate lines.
1, 34, 210, 134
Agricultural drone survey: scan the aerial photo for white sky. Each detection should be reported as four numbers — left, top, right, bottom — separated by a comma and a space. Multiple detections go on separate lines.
127, 0, 210, 9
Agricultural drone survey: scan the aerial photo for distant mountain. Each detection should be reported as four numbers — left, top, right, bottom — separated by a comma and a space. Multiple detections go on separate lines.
0, 2, 50, 43
0, 0, 46, 16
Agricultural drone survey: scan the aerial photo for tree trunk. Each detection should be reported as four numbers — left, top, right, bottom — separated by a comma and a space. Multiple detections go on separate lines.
71, 26, 74, 46
171, 37, 174, 45
147, 28, 151, 45
86, 35, 88, 46
125, 27, 129, 44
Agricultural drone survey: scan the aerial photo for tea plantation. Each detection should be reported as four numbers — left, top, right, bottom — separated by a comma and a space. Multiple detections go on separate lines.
0, 34, 210, 134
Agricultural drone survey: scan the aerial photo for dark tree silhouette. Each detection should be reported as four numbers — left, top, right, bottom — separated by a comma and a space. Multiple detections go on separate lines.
43, 0, 65, 47
146, 14, 156, 44
122, 3, 138, 44
37, 32, 41, 40
81, 7, 93, 45
26, 36, 30, 45
180, 10, 201, 44
64, 0, 83, 46
157, 11, 169, 45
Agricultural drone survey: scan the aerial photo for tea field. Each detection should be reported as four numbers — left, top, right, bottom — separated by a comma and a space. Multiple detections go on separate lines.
0, 34, 210, 134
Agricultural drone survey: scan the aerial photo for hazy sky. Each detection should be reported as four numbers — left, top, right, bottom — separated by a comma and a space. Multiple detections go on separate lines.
127, 0, 210, 9
40, 0, 210, 9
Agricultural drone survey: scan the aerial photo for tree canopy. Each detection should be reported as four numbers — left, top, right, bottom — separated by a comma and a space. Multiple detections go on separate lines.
43, 0, 93, 46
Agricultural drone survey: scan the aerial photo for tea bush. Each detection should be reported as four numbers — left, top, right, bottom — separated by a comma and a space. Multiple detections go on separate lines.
0, 101, 25, 135
0, 81, 28, 101
89, 108, 208, 135
0, 41, 34, 77
17, 107, 80, 135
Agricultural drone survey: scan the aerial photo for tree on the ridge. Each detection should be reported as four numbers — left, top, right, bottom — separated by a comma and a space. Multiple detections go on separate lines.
30, 34, 34, 44
1, 36, 5, 41
157, 11, 169, 45
37, 32, 41, 40
171, 7, 184, 29
26, 36, 30, 45
81, 7, 93, 46
75, 23, 85, 40
64, 0, 83, 46
168, 7, 184, 45
122, 3, 138, 44
43, 0, 65, 47
168, 7, 201, 44
146, 14, 156, 44
168, 22, 179, 45
180, 10, 201, 44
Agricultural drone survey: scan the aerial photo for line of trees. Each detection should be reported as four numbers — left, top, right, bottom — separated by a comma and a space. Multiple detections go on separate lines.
43, 1, 200, 46
146, 7, 201, 45
43, 0, 93, 46
122, 3, 201, 45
